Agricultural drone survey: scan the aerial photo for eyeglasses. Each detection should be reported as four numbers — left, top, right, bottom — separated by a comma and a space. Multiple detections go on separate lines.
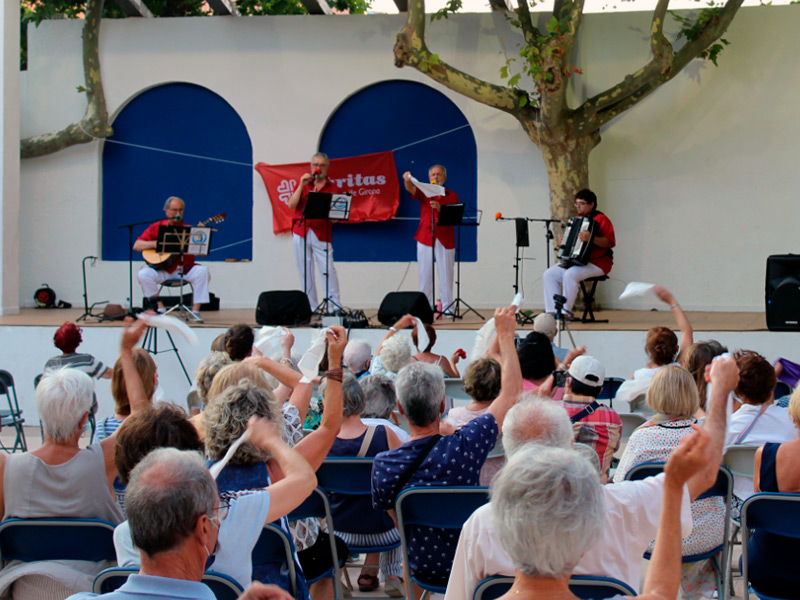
575, 201, 589, 207
210, 499, 231, 525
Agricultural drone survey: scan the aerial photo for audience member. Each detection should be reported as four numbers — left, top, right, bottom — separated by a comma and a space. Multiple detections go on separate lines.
43, 321, 111, 380
488, 428, 712, 600
726, 350, 795, 502
69, 447, 296, 600
747, 387, 800, 598
682, 340, 728, 413
411, 323, 461, 378
344, 339, 373, 379
224, 323, 255, 361
445, 356, 504, 485
206, 326, 347, 600
371, 315, 416, 379
446, 356, 738, 600
614, 364, 727, 595
94, 349, 157, 443
616, 286, 693, 409
360, 374, 410, 443
556, 355, 621, 480
113, 413, 315, 591
532, 312, 567, 362
0, 318, 149, 598
325, 373, 404, 596
372, 305, 522, 592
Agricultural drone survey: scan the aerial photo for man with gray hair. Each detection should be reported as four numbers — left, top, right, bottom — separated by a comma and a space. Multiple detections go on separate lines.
287, 152, 341, 309
344, 339, 372, 379
69, 448, 294, 600
445, 354, 740, 600
372, 305, 522, 591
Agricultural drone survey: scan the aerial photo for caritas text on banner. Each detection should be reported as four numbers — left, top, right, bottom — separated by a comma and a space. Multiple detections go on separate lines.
255, 151, 400, 235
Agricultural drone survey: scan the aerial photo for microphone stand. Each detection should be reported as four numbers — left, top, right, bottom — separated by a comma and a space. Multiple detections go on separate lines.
527, 217, 562, 269
118, 217, 161, 316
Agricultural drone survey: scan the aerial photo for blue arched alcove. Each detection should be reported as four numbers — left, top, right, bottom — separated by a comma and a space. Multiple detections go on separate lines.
320, 80, 477, 262
102, 83, 252, 262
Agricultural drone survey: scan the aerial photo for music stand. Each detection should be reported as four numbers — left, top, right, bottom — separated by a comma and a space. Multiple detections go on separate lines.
438, 205, 483, 321
304, 192, 350, 316
155, 224, 204, 323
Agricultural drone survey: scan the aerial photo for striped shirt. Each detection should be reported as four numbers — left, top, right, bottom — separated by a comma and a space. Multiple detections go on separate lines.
43, 353, 108, 379
556, 395, 622, 478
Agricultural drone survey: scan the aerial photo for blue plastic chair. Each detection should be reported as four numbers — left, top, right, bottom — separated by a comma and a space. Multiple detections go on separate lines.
287, 487, 344, 600
740, 492, 800, 600
395, 486, 490, 600
473, 575, 636, 600
624, 462, 733, 600
599, 377, 625, 409
251, 523, 299, 598
0, 370, 27, 453
93, 566, 245, 600
0, 517, 116, 563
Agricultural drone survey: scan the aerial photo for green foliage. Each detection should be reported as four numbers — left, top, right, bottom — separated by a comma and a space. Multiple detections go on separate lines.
431, 0, 462, 21
670, 7, 732, 65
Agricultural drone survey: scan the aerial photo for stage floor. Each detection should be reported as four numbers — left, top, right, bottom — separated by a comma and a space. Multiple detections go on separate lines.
0, 307, 768, 332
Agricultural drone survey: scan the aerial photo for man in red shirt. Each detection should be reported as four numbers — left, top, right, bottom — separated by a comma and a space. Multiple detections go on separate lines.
403, 165, 459, 313
133, 196, 210, 321
287, 152, 341, 310
543, 188, 615, 314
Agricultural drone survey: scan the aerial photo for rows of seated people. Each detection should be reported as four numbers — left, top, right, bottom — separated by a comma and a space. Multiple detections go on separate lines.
2, 292, 799, 600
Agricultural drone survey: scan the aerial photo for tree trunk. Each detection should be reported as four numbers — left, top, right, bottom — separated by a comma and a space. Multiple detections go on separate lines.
535, 132, 599, 227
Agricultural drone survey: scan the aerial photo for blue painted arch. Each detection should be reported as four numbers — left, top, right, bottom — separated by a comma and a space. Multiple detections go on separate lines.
101, 82, 253, 262
320, 80, 477, 262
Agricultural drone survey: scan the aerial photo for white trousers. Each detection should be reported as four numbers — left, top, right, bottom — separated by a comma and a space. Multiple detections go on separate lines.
293, 230, 340, 309
543, 262, 604, 313
417, 240, 455, 310
138, 264, 211, 305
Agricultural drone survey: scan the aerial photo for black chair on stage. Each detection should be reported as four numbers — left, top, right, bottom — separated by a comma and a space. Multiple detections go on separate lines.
578, 276, 608, 323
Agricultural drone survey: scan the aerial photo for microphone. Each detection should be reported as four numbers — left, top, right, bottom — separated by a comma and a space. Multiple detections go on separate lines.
311, 169, 321, 180
173, 214, 182, 221
495, 212, 503, 221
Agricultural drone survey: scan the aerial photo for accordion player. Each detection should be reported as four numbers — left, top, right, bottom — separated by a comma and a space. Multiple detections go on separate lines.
558, 216, 597, 267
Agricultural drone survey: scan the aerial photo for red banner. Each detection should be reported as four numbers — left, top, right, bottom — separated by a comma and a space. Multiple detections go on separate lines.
255, 151, 400, 235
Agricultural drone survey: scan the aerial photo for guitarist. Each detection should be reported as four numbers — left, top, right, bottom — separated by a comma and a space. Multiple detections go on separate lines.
542, 189, 615, 316
133, 196, 210, 321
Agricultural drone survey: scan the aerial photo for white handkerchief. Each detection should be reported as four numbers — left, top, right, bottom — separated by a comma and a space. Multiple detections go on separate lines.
511, 293, 523, 310
209, 429, 251, 480
137, 313, 199, 346
297, 328, 331, 383
619, 281, 655, 300
471, 318, 496, 361
254, 326, 284, 356
411, 317, 429, 353
409, 175, 446, 198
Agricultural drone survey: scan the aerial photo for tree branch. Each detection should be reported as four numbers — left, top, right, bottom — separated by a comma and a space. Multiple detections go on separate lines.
21, 0, 113, 159
516, 0, 540, 47
394, 0, 524, 114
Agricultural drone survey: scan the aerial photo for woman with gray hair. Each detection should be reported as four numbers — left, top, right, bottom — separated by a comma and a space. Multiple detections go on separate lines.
0, 317, 150, 599
205, 326, 348, 600
360, 374, 410, 443
370, 315, 416, 378
324, 373, 404, 595
491, 429, 710, 600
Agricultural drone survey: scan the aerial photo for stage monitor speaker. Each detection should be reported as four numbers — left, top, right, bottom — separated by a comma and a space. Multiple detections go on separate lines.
378, 292, 433, 326
766, 254, 800, 331
256, 290, 312, 326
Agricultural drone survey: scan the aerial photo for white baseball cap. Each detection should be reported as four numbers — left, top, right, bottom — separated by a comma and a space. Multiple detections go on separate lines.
567, 356, 605, 387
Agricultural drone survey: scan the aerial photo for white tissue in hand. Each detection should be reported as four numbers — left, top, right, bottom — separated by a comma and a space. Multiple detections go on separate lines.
209, 429, 251, 480
471, 318, 496, 361
137, 313, 199, 345
254, 326, 284, 356
619, 282, 655, 300
409, 175, 446, 198
297, 328, 331, 383
411, 317, 429, 354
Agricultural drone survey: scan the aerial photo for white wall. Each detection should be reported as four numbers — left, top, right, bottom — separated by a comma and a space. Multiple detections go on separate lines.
18, 7, 800, 313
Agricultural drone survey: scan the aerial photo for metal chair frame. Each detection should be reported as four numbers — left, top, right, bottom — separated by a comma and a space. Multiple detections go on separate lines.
0, 370, 27, 453
0, 517, 116, 563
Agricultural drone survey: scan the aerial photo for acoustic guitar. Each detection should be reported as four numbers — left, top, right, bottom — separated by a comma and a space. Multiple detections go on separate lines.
142, 213, 226, 270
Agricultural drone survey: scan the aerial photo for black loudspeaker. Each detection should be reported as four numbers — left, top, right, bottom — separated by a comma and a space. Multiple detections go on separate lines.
766, 255, 800, 331
515, 218, 530, 247
378, 292, 433, 326
256, 290, 312, 326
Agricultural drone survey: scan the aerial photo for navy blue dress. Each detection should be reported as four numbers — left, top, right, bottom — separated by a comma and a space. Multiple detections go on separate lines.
745, 442, 800, 598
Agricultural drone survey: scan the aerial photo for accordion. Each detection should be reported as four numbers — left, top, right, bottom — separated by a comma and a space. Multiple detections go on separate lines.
558, 217, 596, 266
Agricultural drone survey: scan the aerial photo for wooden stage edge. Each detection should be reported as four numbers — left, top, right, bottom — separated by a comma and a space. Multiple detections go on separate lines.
0, 307, 769, 333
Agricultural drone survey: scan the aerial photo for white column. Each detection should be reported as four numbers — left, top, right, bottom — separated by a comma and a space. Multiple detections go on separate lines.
0, 0, 20, 315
